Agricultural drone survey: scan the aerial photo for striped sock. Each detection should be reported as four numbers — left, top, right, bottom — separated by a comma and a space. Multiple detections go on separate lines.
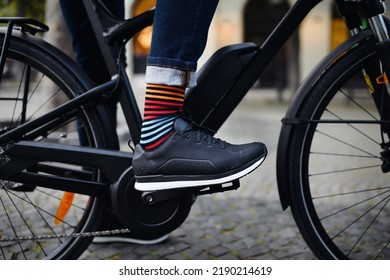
140, 84, 185, 150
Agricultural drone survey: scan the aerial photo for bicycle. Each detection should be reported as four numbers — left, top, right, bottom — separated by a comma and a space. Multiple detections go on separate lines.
0, 0, 389, 260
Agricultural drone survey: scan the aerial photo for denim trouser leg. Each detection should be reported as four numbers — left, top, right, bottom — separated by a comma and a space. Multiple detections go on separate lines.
59, 0, 124, 85
146, 0, 219, 87
60, 0, 124, 144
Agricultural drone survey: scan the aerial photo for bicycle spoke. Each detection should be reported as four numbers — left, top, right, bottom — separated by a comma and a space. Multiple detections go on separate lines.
310, 151, 377, 159
2, 187, 56, 258
346, 196, 390, 258
309, 164, 380, 176
11, 66, 46, 127
313, 185, 390, 199
0, 187, 29, 259
4, 188, 79, 229
339, 88, 379, 121
28, 85, 60, 120
22, 192, 65, 243
317, 188, 390, 220
315, 129, 379, 158
325, 108, 381, 146
376, 240, 390, 259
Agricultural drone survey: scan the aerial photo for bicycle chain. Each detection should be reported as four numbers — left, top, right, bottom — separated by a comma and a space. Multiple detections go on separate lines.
1, 147, 132, 243
0, 228, 131, 242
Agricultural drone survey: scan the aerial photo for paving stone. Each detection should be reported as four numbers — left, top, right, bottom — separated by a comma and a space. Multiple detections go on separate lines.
208, 246, 230, 257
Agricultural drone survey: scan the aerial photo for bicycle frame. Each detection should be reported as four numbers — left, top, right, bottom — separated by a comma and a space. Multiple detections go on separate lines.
0, 0, 389, 201
186, 0, 321, 131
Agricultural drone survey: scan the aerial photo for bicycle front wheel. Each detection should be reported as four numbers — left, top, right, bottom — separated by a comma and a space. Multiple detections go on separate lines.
0, 31, 114, 259
286, 39, 389, 259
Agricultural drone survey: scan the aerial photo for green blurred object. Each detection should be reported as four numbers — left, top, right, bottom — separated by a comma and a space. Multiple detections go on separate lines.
0, 0, 46, 23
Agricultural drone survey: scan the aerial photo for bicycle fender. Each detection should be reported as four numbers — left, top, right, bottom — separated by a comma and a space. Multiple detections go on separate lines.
276, 29, 373, 210
0, 28, 92, 88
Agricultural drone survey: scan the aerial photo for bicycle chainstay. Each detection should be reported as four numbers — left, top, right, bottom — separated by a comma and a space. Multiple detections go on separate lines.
0, 228, 130, 242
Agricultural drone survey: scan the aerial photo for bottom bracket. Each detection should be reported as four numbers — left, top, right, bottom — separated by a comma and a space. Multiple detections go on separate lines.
110, 167, 194, 239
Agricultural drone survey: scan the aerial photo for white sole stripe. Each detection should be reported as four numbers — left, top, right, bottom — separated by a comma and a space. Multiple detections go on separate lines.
135, 156, 266, 191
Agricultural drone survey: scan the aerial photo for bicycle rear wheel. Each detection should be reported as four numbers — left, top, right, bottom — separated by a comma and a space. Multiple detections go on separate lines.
0, 32, 114, 259
286, 40, 389, 259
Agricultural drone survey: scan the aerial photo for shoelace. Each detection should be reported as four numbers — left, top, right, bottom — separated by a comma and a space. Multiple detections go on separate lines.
177, 107, 226, 148
183, 125, 226, 148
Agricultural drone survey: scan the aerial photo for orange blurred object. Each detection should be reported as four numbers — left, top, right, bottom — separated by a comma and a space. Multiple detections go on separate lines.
54, 192, 75, 225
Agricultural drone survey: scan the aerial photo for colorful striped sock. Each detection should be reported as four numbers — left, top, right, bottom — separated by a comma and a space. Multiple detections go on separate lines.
140, 84, 185, 150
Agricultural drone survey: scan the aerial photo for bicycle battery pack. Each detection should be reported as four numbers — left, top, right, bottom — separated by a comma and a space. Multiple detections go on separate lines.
185, 43, 258, 132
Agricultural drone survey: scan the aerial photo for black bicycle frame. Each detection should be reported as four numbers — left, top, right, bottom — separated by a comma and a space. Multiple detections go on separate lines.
0, 0, 384, 195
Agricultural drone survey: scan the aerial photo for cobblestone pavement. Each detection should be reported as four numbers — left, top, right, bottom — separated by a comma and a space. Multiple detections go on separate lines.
80, 91, 317, 260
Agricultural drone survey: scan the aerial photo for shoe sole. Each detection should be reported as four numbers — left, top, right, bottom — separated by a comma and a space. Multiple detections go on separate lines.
134, 154, 266, 192
92, 234, 169, 245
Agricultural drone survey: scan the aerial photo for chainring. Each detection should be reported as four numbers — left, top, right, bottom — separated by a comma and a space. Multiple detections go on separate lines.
110, 167, 194, 239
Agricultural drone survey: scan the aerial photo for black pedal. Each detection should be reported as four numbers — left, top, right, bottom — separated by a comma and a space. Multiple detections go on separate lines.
196, 179, 240, 196
141, 179, 240, 205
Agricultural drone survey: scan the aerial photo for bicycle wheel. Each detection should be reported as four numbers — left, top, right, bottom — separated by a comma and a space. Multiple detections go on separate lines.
0, 32, 115, 259
286, 40, 389, 259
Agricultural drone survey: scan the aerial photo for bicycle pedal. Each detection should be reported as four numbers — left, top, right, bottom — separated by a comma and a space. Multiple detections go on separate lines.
141, 179, 240, 205
195, 179, 240, 196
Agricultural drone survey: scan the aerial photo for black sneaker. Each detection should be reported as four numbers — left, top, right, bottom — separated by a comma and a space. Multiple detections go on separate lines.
133, 118, 267, 191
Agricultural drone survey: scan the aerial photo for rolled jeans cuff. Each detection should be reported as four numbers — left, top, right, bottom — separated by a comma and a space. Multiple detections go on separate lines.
145, 66, 197, 88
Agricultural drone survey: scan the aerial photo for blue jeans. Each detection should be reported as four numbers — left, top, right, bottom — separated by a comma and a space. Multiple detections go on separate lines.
59, 0, 124, 86
146, 0, 219, 87
60, 0, 218, 89
60, 0, 124, 143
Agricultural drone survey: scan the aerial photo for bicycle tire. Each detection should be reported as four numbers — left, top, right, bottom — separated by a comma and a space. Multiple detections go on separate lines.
286, 38, 389, 259
0, 31, 116, 259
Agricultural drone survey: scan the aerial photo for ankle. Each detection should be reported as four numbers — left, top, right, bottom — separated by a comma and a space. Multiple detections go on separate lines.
140, 84, 185, 150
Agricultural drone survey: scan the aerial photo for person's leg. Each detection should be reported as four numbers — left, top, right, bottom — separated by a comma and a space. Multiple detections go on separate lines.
59, 0, 124, 126
139, 0, 219, 150
59, 0, 124, 84
134, 0, 267, 191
